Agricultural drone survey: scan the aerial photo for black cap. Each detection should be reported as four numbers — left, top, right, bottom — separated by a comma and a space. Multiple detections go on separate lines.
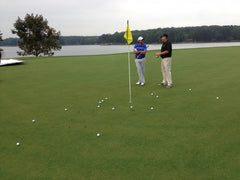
161, 34, 168, 38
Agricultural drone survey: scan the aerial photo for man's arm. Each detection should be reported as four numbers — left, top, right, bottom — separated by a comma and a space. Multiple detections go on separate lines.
140, 50, 146, 55
155, 50, 169, 58
133, 49, 146, 55
155, 42, 171, 58
133, 49, 139, 54
139, 46, 147, 55
133, 45, 139, 54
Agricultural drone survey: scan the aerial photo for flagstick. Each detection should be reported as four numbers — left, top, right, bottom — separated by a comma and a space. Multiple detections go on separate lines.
124, 20, 132, 104
128, 44, 132, 104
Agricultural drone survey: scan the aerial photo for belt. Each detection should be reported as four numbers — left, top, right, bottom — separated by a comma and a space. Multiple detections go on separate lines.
136, 57, 144, 59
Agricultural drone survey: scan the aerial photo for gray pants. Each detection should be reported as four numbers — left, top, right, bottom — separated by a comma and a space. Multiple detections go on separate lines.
161, 57, 172, 85
135, 58, 146, 83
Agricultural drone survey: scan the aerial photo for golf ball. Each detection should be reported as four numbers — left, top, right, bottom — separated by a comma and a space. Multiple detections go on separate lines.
105, 97, 108, 100
189, 88, 192, 91
130, 105, 133, 109
97, 133, 100, 137
112, 107, 115, 110
150, 107, 154, 110
216, 97, 219, 99
65, 108, 68, 111
150, 93, 154, 96
32, 119, 35, 123
16, 142, 20, 146
101, 99, 104, 102
156, 95, 159, 98
97, 105, 100, 108
99, 101, 102, 104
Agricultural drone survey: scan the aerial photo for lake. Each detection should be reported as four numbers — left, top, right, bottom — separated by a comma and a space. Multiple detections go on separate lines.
1, 42, 240, 59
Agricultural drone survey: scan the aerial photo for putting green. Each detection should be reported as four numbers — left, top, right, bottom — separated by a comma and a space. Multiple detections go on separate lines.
0, 47, 240, 179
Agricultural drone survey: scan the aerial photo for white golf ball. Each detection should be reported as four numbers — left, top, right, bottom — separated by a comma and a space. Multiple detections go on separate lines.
156, 95, 159, 98
16, 142, 20, 146
32, 119, 35, 123
97, 105, 100, 108
65, 108, 68, 111
112, 107, 115, 110
130, 105, 133, 109
101, 99, 104, 102
99, 101, 102, 104
216, 97, 219, 99
189, 88, 192, 91
105, 97, 108, 100
150, 107, 154, 110
150, 93, 154, 96
97, 133, 100, 137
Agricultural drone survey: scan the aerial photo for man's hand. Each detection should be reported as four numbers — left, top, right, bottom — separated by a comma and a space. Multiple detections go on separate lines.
155, 52, 161, 58
156, 50, 169, 58
134, 49, 146, 55
133, 49, 140, 54
140, 51, 146, 55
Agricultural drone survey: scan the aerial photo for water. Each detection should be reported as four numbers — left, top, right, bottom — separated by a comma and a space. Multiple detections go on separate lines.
1, 42, 240, 59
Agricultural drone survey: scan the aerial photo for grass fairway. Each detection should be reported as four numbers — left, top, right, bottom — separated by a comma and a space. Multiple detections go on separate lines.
0, 46, 240, 179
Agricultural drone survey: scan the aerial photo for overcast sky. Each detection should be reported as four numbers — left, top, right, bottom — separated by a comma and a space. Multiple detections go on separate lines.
1, 0, 240, 38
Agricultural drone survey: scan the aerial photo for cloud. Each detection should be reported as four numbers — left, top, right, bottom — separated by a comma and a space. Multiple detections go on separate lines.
1, 0, 240, 38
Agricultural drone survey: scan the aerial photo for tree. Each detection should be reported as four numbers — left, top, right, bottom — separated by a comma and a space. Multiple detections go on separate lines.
0, 31, 2, 42
12, 13, 61, 56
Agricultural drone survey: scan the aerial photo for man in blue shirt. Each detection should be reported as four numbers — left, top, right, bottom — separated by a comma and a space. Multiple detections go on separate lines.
133, 36, 147, 86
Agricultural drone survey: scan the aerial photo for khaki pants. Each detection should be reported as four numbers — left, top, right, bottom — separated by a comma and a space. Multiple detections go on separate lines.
135, 58, 146, 83
161, 57, 172, 85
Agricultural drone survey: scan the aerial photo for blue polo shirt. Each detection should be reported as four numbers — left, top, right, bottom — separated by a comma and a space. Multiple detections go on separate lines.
134, 43, 147, 59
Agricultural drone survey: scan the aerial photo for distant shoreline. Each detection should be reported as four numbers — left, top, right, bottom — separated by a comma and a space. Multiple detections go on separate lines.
1, 42, 240, 59
1, 25, 240, 46
1, 41, 240, 48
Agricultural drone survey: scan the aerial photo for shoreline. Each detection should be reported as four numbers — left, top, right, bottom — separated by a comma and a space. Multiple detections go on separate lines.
1, 42, 240, 59
1, 41, 240, 48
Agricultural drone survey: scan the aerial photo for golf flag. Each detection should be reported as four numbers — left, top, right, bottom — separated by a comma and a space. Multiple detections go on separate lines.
124, 20, 133, 104
124, 20, 133, 45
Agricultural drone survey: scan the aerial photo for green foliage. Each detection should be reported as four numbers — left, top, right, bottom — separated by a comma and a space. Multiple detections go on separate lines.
0, 37, 18, 46
58, 36, 98, 45
2, 25, 240, 46
99, 25, 240, 44
0, 31, 2, 42
12, 13, 61, 56
0, 47, 240, 179
0, 31, 3, 52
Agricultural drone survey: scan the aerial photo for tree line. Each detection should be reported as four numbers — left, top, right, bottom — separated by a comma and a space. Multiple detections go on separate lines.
1, 25, 240, 47
0, 31, 2, 42
98, 25, 240, 44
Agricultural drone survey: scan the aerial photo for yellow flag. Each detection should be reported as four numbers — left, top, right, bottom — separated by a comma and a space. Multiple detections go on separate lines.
124, 20, 133, 45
